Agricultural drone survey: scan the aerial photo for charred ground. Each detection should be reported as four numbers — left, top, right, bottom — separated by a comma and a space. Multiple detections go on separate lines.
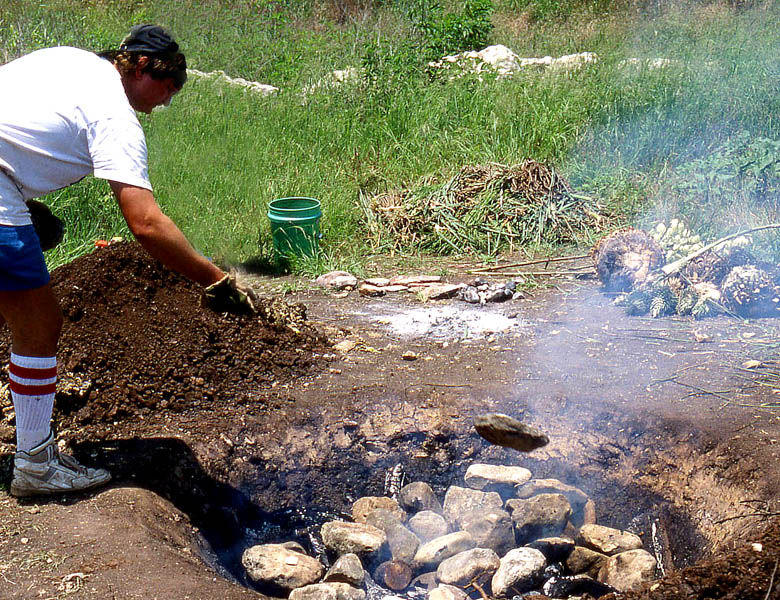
0, 244, 778, 599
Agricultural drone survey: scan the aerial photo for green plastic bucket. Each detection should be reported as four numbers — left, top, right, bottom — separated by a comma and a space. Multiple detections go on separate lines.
267, 197, 322, 259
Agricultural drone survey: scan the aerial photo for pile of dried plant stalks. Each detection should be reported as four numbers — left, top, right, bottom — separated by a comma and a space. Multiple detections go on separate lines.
361, 160, 607, 255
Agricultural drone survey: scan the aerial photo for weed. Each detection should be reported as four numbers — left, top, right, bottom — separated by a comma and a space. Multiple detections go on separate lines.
2, 0, 780, 273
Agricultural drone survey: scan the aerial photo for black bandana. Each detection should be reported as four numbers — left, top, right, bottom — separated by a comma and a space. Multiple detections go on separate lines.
119, 24, 179, 59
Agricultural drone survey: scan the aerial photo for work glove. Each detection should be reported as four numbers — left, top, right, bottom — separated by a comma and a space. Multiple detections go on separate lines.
203, 272, 259, 315
26, 199, 65, 251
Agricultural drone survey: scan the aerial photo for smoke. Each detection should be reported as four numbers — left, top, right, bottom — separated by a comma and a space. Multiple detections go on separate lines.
569, 1, 780, 248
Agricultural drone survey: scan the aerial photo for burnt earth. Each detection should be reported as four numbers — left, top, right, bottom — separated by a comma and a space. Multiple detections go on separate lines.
0, 248, 779, 600
0, 241, 327, 442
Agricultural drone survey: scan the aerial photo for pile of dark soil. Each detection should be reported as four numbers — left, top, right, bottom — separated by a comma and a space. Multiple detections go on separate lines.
0, 242, 327, 442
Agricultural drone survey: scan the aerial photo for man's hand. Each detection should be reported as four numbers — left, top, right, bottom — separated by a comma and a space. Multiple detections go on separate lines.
26, 200, 64, 251
203, 273, 259, 315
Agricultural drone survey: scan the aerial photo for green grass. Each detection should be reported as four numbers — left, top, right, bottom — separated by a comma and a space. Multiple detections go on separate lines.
2, 0, 780, 273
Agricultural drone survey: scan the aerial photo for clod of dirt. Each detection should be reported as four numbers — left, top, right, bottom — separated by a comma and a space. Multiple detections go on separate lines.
474, 413, 549, 452
0, 242, 328, 442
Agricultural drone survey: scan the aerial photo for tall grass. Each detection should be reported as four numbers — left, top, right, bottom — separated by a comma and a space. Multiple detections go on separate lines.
2, 0, 780, 271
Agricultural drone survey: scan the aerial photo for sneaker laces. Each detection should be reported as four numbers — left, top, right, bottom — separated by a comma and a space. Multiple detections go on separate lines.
53, 446, 90, 475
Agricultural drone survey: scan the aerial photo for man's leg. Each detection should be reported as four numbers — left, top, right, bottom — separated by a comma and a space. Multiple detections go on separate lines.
0, 284, 62, 452
0, 285, 110, 496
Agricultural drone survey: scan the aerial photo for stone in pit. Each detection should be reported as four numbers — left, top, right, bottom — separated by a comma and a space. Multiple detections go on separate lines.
436, 547, 500, 587
490, 547, 547, 597
413, 531, 476, 571
598, 549, 657, 592
365, 512, 419, 564
459, 507, 515, 556
408, 510, 449, 543
464, 463, 532, 494
321, 521, 387, 559
442, 485, 503, 529
526, 536, 575, 563
474, 413, 549, 452
565, 545, 608, 577
577, 524, 643, 555
429, 584, 468, 600
324, 553, 364, 586
398, 481, 443, 515
290, 582, 366, 600
352, 496, 406, 524
505, 493, 572, 544
242, 543, 324, 593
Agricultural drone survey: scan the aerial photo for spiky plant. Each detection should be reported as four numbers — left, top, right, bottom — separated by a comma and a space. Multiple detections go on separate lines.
650, 285, 677, 318
676, 288, 698, 315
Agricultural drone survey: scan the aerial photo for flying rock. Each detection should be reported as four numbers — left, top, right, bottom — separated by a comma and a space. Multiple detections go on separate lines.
474, 413, 549, 452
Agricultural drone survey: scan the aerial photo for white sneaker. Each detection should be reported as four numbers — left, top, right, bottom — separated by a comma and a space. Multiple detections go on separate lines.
10, 432, 111, 497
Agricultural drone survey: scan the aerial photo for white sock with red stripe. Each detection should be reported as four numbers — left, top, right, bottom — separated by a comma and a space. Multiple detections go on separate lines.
9, 353, 56, 453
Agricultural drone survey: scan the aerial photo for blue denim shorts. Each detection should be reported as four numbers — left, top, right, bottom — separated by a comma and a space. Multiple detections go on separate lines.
0, 225, 50, 291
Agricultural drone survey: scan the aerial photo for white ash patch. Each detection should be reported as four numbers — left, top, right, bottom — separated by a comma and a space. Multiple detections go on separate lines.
366, 305, 526, 340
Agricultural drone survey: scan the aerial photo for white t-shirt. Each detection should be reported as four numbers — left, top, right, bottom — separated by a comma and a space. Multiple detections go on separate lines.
0, 46, 151, 226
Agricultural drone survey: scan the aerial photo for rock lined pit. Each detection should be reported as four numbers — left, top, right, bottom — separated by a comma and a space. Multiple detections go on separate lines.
0, 247, 778, 599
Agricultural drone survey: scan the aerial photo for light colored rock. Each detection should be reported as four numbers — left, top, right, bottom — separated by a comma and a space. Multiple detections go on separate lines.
506, 493, 572, 544
290, 582, 366, 600
565, 545, 608, 577
476, 45, 522, 76
364, 277, 390, 287
517, 52, 597, 70
490, 547, 547, 597
429, 584, 468, 600
358, 283, 386, 297
324, 553, 364, 586
398, 482, 443, 514
352, 496, 406, 524
436, 547, 500, 586
459, 508, 515, 556
464, 464, 532, 491
241, 544, 323, 592
304, 67, 361, 95
442, 486, 503, 529
413, 531, 476, 570
514, 478, 589, 512
321, 521, 387, 557
598, 549, 657, 592
187, 68, 279, 95
418, 283, 464, 301
408, 510, 449, 543
388, 275, 442, 286
577, 524, 643, 555
316, 271, 358, 290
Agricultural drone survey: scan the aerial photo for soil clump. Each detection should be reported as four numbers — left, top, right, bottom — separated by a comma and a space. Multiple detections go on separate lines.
0, 241, 327, 444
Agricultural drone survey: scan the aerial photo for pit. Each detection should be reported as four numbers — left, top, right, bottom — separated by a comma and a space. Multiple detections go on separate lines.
2, 244, 778, 599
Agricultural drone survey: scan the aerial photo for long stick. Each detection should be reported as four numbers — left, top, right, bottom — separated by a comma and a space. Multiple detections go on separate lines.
470, 253, 591, 272
662, 223, 780, 275
468, 270, 594, 277
765, 558, 778, 600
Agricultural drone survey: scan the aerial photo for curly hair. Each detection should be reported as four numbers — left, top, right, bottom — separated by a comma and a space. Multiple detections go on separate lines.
98, 50, 187, 89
